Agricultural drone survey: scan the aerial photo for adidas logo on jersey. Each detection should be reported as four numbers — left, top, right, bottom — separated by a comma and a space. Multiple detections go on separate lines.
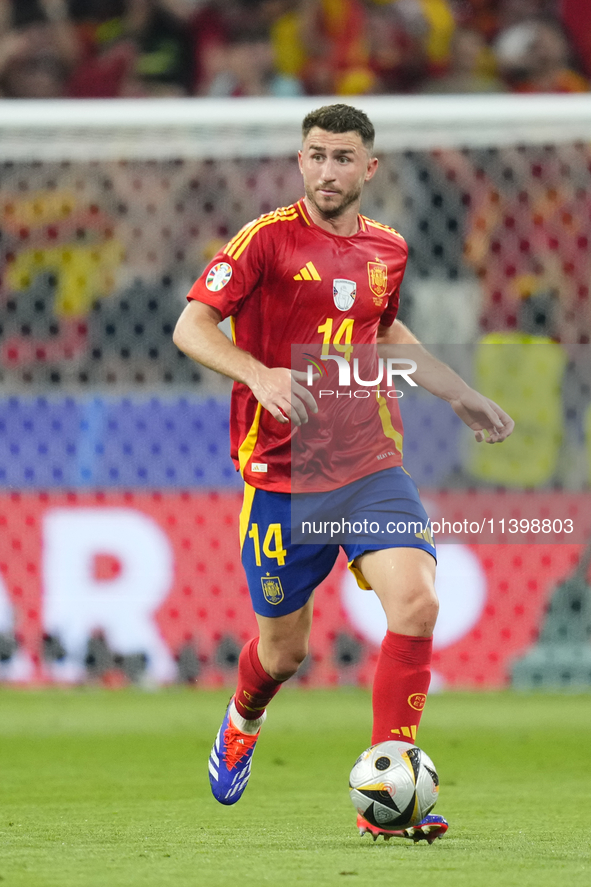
294, 261, 321, 281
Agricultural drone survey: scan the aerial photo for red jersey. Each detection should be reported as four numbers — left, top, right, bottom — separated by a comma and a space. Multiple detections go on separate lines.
187, 198, 408, 492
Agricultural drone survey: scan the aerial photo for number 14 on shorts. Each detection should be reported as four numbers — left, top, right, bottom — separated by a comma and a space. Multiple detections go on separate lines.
248, 522, 287, 566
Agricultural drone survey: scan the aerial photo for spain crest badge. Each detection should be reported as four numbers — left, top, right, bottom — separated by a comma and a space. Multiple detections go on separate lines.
367, 260, 388, 305
261, 576, 284, 605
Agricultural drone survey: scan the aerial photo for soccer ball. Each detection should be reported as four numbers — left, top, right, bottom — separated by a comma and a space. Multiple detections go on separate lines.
349, 741, 439, 829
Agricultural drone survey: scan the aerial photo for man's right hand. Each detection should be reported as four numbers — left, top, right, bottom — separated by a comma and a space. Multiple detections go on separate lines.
173, 302, 318, 425
250, 367, 318, 426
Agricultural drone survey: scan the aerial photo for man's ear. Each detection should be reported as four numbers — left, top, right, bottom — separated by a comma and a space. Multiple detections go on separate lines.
365, 156, 379, 182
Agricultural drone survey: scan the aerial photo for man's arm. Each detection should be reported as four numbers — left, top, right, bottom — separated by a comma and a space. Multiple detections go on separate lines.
173, 300, 317, 426
377, 319, 514, 444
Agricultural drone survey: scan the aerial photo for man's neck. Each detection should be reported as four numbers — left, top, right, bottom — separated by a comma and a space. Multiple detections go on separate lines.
303, 196, 360, 237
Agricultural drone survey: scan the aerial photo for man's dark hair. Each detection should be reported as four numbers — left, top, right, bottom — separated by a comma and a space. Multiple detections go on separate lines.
302, 104, 375, 152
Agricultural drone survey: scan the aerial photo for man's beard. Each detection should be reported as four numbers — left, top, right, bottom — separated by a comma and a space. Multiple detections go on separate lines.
305, 181, 362, 219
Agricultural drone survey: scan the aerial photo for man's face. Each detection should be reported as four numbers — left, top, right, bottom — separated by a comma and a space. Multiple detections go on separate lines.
298, 127, 378, 219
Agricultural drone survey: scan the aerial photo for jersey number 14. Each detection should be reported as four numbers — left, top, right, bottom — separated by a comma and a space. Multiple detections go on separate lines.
248, 522, 287, 566
318, 317, 354, 361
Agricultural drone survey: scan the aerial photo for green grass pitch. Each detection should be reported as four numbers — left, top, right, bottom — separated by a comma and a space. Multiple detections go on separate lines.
0, 688, 590, 887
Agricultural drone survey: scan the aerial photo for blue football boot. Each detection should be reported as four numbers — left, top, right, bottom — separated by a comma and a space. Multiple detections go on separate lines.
208, 700, 266, 805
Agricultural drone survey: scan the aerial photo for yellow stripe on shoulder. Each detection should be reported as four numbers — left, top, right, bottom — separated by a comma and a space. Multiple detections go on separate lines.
231, 206, 299, 261
225, 205, 299, 259
224, 212, 275, 257
363, 217, 406, 241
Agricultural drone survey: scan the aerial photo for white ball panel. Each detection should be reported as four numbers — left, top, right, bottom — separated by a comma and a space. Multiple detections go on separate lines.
349, 741, 440, 829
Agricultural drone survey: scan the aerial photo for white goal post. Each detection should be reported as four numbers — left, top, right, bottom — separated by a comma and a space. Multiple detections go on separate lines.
1, 94, 591, 161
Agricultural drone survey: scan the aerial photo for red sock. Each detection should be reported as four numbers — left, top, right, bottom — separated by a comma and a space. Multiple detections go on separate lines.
234, 637, 283, 720
371, 631, 433, 745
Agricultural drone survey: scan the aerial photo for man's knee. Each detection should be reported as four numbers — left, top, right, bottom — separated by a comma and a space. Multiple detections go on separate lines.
409, 585, 439, 634
256, 601, 314, 681
380, 580, 439, 636
262, 642, 308, 682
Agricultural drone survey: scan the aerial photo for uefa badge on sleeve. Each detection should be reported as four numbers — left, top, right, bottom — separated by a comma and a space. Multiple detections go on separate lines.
206, 262, 233, 292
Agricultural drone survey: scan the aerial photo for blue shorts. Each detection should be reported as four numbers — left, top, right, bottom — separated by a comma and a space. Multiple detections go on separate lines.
240, 467, 436, 617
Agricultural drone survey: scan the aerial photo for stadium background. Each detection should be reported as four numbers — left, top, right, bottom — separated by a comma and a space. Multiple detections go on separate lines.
0, 0, 590, 697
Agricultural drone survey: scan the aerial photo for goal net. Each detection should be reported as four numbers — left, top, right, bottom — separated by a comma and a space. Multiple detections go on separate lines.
2, 94, 591, 394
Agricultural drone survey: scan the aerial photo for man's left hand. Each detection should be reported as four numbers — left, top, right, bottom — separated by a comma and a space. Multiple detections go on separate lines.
449, 389, 515, 443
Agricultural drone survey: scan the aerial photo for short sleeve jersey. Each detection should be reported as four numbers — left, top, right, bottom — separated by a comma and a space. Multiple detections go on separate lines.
187, 199, 408, 493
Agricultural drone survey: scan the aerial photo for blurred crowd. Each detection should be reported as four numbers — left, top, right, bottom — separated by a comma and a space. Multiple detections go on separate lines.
0, 0, 589, 99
